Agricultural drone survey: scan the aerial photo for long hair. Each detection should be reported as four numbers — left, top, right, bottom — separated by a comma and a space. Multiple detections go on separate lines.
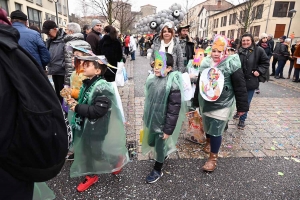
104, 25, 117, 40
160, 27, 174, 40
239, 33, 255, 49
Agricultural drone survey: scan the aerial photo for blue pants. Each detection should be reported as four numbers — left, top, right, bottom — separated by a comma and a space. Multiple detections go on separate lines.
239, 89, 255, 122
275, 60, 286, 77
295, 68, 300, 81
131, 51, 135, 60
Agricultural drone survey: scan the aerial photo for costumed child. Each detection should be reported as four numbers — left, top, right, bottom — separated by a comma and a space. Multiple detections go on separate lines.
66, 55, 129, 192
142, 51, 186, 183
193, 35, 249, 172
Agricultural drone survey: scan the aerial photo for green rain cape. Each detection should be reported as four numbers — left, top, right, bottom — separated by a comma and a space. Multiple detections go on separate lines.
197, 54, 241, 136
33, 182, 55, 200
142, 71, 187, 163
70, 78, 129, 177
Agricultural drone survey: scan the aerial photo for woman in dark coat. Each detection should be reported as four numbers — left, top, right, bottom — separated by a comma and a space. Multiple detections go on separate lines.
97, 25, 123, 82
235, 33, 269, 129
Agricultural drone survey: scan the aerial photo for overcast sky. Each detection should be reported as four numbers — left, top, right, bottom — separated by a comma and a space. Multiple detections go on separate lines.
69, 0, 239, 16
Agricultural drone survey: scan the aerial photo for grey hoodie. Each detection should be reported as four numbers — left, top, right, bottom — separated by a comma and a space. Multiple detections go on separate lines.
150, 36, 185, 73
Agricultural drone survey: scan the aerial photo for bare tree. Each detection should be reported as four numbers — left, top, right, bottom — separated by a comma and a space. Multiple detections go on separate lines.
229, 0, 269, 34
182, 0, 197, 25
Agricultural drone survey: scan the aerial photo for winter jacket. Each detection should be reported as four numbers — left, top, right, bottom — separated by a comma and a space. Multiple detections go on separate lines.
86, 29, 101, 53
64, 33, 91, 86
275, 43, 290, 61
293, 45, 300, 69
178, 37, 195, 63
124, 36, 130, 47
238, 46, 269, 90
46, 29, 66, 76
150, 36, 185, 73
268, 39, 274, 53
129, 36, 137, 52
97, 34, 123, 81
12, 22, 50, 68
257, 41, 272, 57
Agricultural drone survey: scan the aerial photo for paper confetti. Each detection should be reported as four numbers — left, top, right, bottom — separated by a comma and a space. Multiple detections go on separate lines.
271, 147, 276, 151
276, 111, 281, 115
278, 172, 284, 176
284, 157, 290, 160
291, 158, 300, 163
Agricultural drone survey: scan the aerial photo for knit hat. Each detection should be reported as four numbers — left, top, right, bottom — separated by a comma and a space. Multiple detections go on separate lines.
41, 20, 57, 33
0, 8, 11, 25
260, 33, 268, 39
10, 10, 27, 21
280, 35, 287, 40
91, 19, 101, 28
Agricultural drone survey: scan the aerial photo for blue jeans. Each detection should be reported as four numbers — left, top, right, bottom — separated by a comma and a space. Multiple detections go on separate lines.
131, 51, 135, 60
294, 68, 300, 81
275, 60, 286, 77
239, 89, 255, 122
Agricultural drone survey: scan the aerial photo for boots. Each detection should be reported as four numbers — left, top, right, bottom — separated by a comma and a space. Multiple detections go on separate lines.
202, 152, 218, 172
203, 138, 210, 154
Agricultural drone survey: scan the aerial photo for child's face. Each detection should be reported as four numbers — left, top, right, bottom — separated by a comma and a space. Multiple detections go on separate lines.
83, 61, 101, 78
211, 49, 222, 62
154, 65, 172, 77
72, 50, 84, 67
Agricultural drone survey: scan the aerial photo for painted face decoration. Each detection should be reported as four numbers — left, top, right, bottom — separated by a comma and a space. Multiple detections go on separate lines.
193, 48, 205, 67
154, 51, 167, 77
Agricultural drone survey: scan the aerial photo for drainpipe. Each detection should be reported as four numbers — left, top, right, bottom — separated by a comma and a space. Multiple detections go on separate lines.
265, 0, 272, 33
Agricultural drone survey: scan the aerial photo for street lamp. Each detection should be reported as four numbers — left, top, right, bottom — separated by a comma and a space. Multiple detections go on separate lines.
287, 9, 297, 37
53, 0, 59, 25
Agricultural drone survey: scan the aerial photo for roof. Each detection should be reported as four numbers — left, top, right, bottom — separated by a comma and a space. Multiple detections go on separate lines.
140, 4, 157, 8
209, 1, 249, 17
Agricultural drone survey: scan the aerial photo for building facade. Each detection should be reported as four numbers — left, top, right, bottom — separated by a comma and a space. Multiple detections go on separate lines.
207, 0, 299, 40
1, 0, 69, 29
140, 4, 156, 17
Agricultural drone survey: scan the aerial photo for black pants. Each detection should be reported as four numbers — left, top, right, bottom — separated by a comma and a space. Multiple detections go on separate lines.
52, 75, 64, 104
0, 168, 34, 200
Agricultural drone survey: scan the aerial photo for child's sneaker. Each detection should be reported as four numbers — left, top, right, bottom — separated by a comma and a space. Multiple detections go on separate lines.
77, 175, 98, 192
66, 153, 74, 161
146, 169, 163, 184
233, 112, 239, 120
237, 120, 245, 130
255, 89, 260, 94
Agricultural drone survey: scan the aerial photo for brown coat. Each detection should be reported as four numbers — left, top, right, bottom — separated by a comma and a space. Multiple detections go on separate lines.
294, 45, 300, 69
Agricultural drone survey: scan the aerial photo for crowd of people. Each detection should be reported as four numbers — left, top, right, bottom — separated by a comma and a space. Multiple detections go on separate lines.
0, 7, 299, 199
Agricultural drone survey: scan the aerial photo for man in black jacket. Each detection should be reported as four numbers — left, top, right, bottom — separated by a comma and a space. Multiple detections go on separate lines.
177, 24, 195, 67
271, 35, 286, 76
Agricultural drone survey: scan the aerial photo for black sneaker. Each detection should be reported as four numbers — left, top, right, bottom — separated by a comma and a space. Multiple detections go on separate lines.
237, 120, 245, 130
66, 153, 74, 161
146, 169, 163, 184
233, 112, 239, 120
270, 73, 275, 76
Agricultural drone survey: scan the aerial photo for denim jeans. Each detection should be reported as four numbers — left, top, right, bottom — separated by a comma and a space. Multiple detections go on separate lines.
294, 68, 300, 81
131, 51, 135, 60
239, 89, 255, 122
275, 60, 286, 77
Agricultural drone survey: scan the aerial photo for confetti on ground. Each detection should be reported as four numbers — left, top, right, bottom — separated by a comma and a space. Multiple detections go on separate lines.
271, 147, 276, 151
276, 111, 281, 115
278, 172, 284, 176
284, 157, 290, 160
227, 145, 232, 148
291, 158, 300, 163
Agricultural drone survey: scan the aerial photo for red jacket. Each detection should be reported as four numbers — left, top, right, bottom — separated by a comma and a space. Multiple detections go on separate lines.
124, 36, 130, 47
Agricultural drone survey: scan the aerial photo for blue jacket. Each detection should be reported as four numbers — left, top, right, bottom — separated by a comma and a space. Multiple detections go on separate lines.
12, 22, 50, 68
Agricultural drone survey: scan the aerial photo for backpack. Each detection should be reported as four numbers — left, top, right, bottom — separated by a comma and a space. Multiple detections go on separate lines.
0, 39, 71, 182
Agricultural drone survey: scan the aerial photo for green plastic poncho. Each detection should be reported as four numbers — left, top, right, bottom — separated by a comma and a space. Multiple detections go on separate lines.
197, 54, 241, 136
142, 71, 187, 163
70, 78, 129, 178
33, 183, 55, 200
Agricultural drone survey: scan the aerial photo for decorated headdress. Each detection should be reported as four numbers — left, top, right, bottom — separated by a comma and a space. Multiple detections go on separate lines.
212, 35, 228, 52
154, 50, 167, 77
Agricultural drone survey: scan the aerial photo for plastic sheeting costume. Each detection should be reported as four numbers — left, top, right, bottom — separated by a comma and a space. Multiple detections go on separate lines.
142, 51, 186, 163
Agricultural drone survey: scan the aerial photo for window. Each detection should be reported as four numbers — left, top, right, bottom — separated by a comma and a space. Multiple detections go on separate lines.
256, 4, 264, 19
232, 13, 237, 24
221, 16, 227, 27
200, 19, 202, 28
237, 28, 246, 39
227, 29, 235, 39
63, 5, 67, 16
36, 0, 42, 5
273, 1, 295, 17
204, 19, 206, 27
253, 25, 260, 37
0, 0, 8, 13
220, 31, 226, 36
15, 3, 22, 11
27, 7, 42, 30
57, 2, 62, 14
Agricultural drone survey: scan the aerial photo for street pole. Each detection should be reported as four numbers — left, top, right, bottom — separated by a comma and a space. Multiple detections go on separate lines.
53, 0, 58, 25
287, 17, 292, 38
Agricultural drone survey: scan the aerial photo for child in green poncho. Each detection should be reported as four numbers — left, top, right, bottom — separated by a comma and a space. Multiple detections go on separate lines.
66, 56, 129, 192
142, 51, 186, 184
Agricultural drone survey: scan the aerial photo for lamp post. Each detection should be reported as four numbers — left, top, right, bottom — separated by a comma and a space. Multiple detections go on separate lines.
53, 0, 59, 25
287, 9, 297, 37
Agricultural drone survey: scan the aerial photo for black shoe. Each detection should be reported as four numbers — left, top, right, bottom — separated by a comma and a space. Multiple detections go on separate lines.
237, 120, 245, 130
233, 112, 239, 120
255, 89, 260, 94
275, 76, 280, 79
146, 169, 163, 184
270, 73, 275, 76
279, 77, 285, 79
66, 153, 74, 161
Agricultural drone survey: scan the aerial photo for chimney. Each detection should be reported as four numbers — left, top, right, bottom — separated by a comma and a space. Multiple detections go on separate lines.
217, 0, 221, 7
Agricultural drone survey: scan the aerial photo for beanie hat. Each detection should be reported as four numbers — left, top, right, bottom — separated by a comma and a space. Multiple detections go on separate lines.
41, 20, 57, 33
260, 33, 268, 39
10, 10, 27, 21
280, 35, 287, 40
0, 8, 11, 25
91, 19, 101, 28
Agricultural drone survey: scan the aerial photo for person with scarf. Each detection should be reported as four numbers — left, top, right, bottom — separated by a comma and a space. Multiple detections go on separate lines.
193, 35, 249, 172
150, 22, 185, 73
275, 38, 291, 79
234, 33, 269, 129
177, 24, 195, 67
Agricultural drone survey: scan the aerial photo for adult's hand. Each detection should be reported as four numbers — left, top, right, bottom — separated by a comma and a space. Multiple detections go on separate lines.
252, 71, 260, 77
